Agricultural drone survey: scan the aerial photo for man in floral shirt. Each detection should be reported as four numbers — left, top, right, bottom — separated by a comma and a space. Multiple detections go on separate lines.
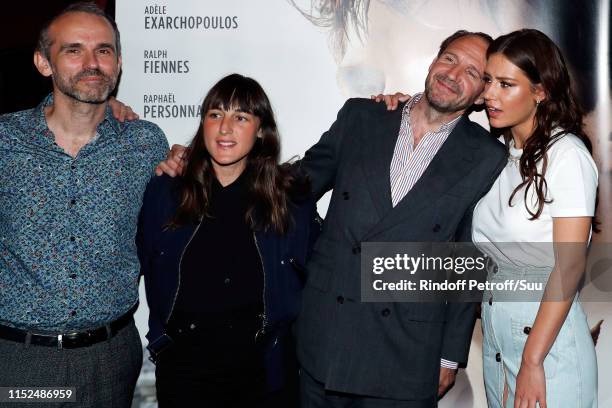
0, 3, 167, 406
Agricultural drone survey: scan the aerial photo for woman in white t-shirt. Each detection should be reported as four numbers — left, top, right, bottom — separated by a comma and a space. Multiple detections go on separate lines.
473, 29, 598, 407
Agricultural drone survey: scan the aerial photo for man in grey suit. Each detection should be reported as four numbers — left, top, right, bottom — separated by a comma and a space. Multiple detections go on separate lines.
295, 30, 507, 407
154, 29, 507, 408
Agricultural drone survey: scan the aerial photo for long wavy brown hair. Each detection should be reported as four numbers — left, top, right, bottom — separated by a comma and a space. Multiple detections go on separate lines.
487, 29, 598, 230
169, 73, 308, 234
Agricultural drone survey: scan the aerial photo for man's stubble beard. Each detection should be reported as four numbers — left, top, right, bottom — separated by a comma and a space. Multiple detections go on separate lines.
52, 66, 118, 104
424, 74, 473, 114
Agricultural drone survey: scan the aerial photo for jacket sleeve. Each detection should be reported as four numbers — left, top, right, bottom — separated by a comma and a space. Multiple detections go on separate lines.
137, 177, 158, 280
298, 99, 354, 199
440, 148, 507, 364
136, 181, 151, 276
136, 176, 169, 343
289, 198, 322, 284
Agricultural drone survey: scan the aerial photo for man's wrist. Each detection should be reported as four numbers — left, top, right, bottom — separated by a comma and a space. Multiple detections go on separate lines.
440, 358, 458, 369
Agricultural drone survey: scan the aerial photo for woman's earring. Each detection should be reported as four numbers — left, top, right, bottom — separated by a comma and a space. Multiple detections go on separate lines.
536, 99, 541, 107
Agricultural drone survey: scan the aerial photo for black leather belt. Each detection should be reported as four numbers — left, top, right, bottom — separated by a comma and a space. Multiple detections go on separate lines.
0, 306, 136, 349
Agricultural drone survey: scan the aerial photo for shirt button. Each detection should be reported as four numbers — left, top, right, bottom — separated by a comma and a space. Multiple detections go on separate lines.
381, 308, 391, 317
70, 199, 76, 206
488, 297, 493, 306
224, 278, 230, 285
70, 236, 76, 242
70, 310, 77, 317
495, 352, 501, 362
71, 164, 76, 170
69, 273, 77, 279
523, 326, 531, 335
337, 296, 345, 304
352, 246, 361, 254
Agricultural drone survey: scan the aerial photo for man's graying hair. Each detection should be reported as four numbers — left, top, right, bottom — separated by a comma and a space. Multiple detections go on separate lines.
36, 1, 121, 61
437, 30, 493, 57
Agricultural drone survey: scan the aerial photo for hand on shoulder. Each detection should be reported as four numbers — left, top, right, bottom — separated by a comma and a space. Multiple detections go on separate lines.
109, 97, 139, 122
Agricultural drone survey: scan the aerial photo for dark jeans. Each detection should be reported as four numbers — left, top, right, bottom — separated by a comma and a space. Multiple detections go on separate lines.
0, 320, 143, 408
157, 362, 297, 408
300, 369, 436, 408
156, 313, 299, 407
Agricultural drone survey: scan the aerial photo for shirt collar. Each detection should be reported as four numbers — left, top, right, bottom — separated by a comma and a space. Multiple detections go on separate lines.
31, 94, 56, 147
30, 93, 121, 147
403, 92, 462, 135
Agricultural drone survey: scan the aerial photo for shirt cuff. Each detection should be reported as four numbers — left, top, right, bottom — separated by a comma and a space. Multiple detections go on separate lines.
440, 358, 458, 369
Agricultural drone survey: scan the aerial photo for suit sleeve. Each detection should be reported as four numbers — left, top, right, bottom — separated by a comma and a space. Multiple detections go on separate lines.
298, 100, 353, 199
306, 201, 323, 260
440, 150, 507, 364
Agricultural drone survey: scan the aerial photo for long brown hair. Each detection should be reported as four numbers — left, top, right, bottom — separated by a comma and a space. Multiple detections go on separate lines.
169, 73, 307, 234
487, 29, 598, 229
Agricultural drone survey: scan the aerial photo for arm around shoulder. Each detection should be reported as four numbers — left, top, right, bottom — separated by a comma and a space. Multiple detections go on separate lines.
299, 99, 362, 198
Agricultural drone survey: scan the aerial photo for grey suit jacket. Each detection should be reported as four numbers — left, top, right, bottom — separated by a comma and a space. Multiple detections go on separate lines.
296, 98, 507, 401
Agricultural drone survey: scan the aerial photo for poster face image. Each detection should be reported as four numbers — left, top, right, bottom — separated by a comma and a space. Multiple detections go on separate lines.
289, 0, 546, 97
116, 1, 610, 407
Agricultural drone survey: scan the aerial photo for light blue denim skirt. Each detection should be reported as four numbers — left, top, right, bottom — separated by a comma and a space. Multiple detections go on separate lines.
481, 267, 597, 407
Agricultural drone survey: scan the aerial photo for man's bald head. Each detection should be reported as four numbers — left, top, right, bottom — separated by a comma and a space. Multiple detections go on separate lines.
36, 1, 121, 61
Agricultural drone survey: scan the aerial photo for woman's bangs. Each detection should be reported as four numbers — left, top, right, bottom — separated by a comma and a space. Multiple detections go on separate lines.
207, 85, 257, 115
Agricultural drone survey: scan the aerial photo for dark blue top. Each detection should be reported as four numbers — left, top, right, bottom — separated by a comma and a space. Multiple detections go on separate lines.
174, 170, 263, 316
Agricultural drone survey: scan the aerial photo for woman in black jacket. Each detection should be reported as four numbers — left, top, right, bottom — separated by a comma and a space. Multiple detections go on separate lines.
137, 73, 320, 407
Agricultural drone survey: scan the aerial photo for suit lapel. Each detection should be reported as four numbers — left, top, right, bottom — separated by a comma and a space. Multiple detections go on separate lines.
359, 104, 404, 218
362, 116, 478, 240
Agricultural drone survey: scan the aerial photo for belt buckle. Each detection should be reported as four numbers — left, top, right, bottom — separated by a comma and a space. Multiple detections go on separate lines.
60, 331, 82, 349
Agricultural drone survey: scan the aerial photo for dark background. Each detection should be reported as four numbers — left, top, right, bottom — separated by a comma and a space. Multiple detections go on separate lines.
0, 1, 115, 114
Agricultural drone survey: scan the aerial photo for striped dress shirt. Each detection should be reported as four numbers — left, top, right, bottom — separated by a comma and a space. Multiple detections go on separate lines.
389, 93, 461, 370
390, 93, 461, 207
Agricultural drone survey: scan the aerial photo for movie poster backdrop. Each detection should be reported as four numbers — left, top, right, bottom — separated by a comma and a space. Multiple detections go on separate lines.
116, 1, 611, 406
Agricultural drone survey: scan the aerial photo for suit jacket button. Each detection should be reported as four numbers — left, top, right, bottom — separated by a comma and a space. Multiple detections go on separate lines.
523, 326, 531, 335
432, 224, 441, 232
495, 352, 501, 362
337, 296, 345, 304
352, 246, 361, 254
342, 191, 350, 200
381, 308, 391, 317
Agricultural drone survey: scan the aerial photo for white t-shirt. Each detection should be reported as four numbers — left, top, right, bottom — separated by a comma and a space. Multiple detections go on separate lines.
472, 133, 598, 268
